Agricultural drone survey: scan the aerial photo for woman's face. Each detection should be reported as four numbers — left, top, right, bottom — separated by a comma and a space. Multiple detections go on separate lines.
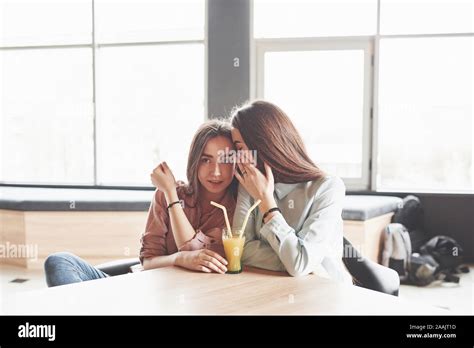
197, 136, 235, 195
231, 128, 249, 152
231, 127, 259, 170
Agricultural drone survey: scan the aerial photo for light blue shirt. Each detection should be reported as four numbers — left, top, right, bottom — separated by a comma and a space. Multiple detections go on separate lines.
232, 176, 352, 283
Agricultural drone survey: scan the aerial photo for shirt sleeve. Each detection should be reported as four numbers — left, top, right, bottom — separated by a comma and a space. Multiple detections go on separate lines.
139, 189, 170, 264
178, 230, 208, 251
178, 228, 226, 258
259, 177, 346, 277
241, 239, 287, 272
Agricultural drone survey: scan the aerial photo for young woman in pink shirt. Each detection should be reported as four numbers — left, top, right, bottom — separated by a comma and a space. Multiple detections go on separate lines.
45, 120, 237, 286
141, 120, 237, 273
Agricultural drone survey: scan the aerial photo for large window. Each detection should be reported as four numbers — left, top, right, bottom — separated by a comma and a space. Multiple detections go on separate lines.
376, 0, 473, 193
254, 0, 377, 189
377, 37, 473, 192
254, 0, 377, 38
379, 0, 474, 35
258, 40, 372, 189
0, 0, 205, 186
96, 44, 204, 185
254, 0, 474, 193
0, 48, 94, 184
1, 1, 473, 193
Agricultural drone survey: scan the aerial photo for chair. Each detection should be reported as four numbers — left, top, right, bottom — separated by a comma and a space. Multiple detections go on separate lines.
95, 257, 141, 277
342, 237, 400, 296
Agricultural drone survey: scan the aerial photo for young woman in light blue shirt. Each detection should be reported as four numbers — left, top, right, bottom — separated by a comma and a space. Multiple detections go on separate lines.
230, 100, 351, 282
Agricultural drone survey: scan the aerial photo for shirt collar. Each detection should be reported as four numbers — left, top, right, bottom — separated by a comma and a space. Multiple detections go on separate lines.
274, 182, 300, 200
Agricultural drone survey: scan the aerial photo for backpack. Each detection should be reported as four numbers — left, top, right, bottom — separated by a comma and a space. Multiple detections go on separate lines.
382, 226, 469, 286
381, 223, 412, 283
392, 195, 424, 230
392, 195, 429, 252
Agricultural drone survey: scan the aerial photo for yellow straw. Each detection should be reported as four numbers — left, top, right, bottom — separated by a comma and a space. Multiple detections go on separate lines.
239, 199, 261, 238
210, 201, 232, 238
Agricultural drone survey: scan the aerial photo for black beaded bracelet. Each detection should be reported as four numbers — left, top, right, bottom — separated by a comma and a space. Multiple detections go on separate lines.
167, 200, 182, 210
262, 207, 281, 223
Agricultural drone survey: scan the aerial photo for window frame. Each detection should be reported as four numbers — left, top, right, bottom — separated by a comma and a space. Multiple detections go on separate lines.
254, 37, 374, 191
0, 0, 208, 188
252, 0, 474, 194
2, 0, 474, 193
373, 28, 474, 194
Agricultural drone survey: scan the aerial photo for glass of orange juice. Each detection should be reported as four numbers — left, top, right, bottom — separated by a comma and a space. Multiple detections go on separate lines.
222, 229, 245, 274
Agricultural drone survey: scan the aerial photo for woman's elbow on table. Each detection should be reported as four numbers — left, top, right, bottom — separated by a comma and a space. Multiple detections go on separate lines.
142, 258, 153, 271
285, 263, 313, 277
281, 247, 313, 277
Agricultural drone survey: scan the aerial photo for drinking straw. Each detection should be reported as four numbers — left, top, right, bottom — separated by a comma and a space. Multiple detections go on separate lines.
239, 199, 261, 238
210, 201, 232, 238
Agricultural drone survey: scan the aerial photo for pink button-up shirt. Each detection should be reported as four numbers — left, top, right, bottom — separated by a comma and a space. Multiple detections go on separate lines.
139, 184, 236, 263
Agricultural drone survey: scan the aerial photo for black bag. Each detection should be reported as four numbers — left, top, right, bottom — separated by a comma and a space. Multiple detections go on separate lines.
388, 197, 470, 286
406, 236, 470, 286
392, 195, 429, 252
392, 195, 424, 230
408, 228, 430, 253
407, 253, 439, 286
420, 235, 467, 272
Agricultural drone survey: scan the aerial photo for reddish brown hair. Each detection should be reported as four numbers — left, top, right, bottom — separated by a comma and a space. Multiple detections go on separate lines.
231, 100, 325, 184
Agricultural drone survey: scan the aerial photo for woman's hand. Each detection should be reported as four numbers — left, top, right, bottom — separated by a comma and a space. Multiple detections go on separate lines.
235, 162, 277, 214
150, 162, 177, 198
175, 249, 228, 274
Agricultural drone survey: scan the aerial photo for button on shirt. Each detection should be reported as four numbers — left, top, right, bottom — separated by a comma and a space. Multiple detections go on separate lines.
232, 176, 351, 283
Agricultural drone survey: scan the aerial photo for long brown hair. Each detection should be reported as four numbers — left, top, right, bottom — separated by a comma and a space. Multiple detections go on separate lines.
231, 100, 325, 184
184, 120, 238, 206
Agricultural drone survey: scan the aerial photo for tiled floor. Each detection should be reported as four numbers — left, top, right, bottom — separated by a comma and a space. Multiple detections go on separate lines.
1, 264, 473, 315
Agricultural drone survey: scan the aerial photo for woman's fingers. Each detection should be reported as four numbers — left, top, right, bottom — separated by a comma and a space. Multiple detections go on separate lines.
236, 163, 251, 185
154, 164, 165, 176
163, 161, 172, 174
264, 162, 274, 183
199, 266, 212, 273
243, 162, 257, 174
204, 249, 228, 265
153, 162, 169, 174
202, 254, 227, 273
201, 259, 224, 274
198, 250, 228, 273
151, 168, 161, 179
240, 162, 258, 179
234, 169, 244, 184
237, 162, 246, 176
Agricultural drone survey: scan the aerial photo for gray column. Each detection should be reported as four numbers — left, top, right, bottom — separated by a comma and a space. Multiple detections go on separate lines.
207, 0, 250, 119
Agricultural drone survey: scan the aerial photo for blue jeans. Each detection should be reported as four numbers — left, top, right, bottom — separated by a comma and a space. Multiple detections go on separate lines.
44, 252, 109, 287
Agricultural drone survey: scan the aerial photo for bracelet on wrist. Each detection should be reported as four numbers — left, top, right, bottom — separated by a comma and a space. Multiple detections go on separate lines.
262, 207, 281, 223
167, 200, 182, 210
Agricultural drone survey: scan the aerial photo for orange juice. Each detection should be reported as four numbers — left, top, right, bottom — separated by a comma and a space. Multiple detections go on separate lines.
222, 232, 245, 274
